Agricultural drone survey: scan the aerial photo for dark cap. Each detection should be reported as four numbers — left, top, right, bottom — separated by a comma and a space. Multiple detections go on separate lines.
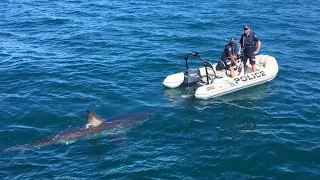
243, 25, 250, 30
230, 37, 236, 44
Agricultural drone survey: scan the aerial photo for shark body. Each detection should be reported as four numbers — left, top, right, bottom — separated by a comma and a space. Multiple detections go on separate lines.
3, 111, 154, 152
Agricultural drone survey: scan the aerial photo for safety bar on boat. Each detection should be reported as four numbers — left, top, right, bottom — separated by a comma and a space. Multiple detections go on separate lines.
184, 51, 204, 70
203, 61, 217, 85
183, 52, 217, 85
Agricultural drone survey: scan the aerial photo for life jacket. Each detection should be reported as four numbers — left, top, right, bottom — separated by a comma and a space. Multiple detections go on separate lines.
242, 32, 257, 51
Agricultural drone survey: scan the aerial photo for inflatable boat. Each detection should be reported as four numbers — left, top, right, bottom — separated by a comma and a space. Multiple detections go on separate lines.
163, 52, 278, 100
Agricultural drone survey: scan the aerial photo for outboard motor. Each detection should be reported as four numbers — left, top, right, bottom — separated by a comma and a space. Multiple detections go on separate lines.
183, 68, 201, 94
182, 51, 215, 94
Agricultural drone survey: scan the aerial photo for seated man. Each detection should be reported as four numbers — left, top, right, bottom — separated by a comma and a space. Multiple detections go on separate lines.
220, 38, 238, 78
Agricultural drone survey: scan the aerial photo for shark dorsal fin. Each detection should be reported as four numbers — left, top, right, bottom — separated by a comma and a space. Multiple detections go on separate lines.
87, 111, 103, 128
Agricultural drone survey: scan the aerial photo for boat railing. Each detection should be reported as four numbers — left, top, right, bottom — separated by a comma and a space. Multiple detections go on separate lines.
183, 52, 216, 85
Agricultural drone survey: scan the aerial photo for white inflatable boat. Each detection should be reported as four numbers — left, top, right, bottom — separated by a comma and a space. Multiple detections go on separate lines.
163, 52, 278, 100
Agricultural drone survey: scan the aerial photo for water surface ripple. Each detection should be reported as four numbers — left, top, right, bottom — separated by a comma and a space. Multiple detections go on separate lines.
1, 0, 319, 179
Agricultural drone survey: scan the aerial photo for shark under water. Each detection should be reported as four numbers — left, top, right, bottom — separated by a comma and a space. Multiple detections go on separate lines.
3, 110, 154, 152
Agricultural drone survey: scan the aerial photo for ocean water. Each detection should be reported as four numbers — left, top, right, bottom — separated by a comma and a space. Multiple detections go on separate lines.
0, 0, 319, 179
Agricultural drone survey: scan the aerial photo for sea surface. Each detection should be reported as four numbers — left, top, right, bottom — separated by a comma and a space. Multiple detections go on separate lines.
0, 0, 319, 179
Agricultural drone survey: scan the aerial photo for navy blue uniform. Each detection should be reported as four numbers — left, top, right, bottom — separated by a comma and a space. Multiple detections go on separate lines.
220, 43, 236, 69
239, 32, 260, 65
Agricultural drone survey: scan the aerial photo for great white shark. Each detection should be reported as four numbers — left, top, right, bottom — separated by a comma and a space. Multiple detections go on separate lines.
3, 110, 154, 152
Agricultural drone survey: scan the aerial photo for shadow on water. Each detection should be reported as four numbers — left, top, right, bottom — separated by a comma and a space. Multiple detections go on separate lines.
161, 83, 273, 141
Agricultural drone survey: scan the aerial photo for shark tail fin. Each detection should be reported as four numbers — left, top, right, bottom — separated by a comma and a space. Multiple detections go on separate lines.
87, 111, 103, 127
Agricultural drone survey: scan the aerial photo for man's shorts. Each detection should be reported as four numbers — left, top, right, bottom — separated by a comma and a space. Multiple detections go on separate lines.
242, 51, 256, 65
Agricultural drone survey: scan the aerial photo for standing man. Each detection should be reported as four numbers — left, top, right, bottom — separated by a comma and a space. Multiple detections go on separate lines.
237, 25, 261, 73
220, 38, 238, 78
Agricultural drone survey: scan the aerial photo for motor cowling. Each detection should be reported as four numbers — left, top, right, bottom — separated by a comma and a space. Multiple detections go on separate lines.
183, 68, 201, 87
